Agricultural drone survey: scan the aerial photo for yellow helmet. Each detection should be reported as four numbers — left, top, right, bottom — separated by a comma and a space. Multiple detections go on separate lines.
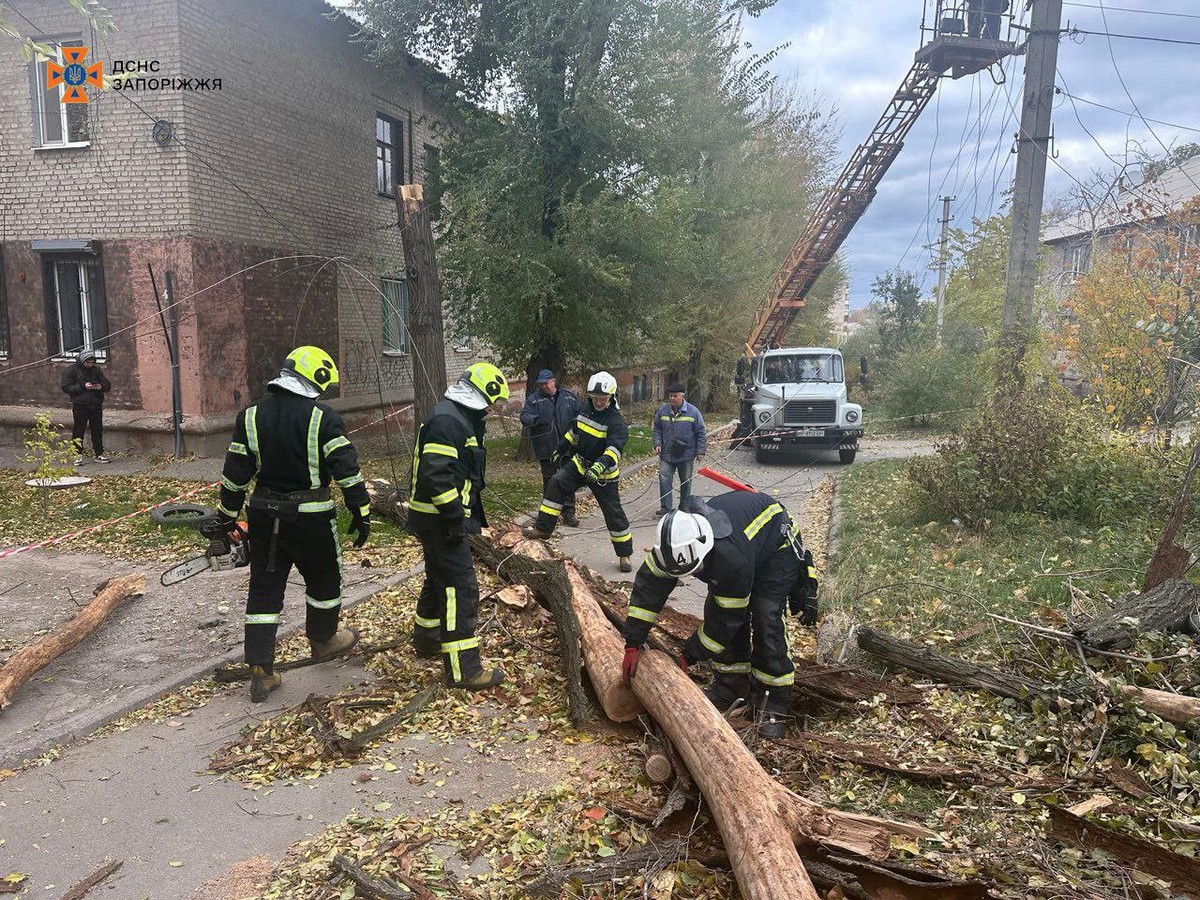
284, 345, 339, 390
460, 361, 509, 405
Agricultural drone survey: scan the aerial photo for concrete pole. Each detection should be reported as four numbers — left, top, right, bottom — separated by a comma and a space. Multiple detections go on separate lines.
934, 195, 953, 347
996, 0, 1064, 388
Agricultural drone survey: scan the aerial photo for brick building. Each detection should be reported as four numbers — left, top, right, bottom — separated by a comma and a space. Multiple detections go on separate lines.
0, 0, 476, 454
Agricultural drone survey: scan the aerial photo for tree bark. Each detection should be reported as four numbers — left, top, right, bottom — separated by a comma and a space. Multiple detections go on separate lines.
1073, 578, 1200, 650
397, 184, 448, 428
1111, 682, 1200, 727
0, 574, 144, 709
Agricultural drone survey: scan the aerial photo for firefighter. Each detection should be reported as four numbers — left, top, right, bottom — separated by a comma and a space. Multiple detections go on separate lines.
218, 346, 371, 703
525, 371, 634, 572
408, 362, 510, 689
618, 491, 819, 740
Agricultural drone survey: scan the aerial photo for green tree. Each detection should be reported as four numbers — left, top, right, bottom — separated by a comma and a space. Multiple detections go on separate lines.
871, 270, 925, 360
351, 0, 803, 385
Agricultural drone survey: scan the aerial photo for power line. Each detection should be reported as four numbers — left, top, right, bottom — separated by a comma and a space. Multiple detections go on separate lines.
1062, 2, 1200, 20
1068, 27, 1200, 48
1055, 89, 1200, 137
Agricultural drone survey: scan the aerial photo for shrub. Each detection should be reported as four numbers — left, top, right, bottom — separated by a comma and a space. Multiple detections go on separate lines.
875, 345, 989, 429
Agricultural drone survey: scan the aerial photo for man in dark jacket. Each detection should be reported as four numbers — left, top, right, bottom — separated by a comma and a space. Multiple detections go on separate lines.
218, 345, 370, 702
525, 371, 634, 572
60, 348, 111, 464
653, 383, 707, 516
520, 369, 581, 527
619, 490, 818, 740
408, 362, 510, 690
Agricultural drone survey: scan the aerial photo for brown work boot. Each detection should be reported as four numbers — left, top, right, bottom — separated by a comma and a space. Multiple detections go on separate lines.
618, 557, 633, 573
249, 665, 281, 703
561, 512, 581, 527
522, 526, 554, 541
446, 667, 506, 690
309, 627, 360, 663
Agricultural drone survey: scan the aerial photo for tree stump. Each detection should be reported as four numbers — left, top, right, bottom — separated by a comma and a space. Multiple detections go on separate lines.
1072, 579, 1200, 651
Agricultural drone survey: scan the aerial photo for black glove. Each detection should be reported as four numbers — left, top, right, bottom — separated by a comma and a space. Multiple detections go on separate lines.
551, 449, 564, 467
348, 507, 371, 548
443, 518, 466, 546
216, 509, 237, 527
798, 594, 818, 626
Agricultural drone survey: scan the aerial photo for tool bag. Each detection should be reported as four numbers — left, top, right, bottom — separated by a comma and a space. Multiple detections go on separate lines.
247, 486, 330, 523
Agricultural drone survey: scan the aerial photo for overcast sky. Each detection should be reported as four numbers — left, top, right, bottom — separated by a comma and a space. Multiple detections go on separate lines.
739, 1, 1200, 307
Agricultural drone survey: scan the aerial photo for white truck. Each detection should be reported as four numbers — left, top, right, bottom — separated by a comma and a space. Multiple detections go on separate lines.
736, 347, 864, 465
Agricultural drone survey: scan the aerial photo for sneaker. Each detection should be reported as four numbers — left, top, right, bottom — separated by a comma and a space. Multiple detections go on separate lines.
446, 667, 505, 690
309, 627, 360, 662
618, 557, 633, 573
249, 665, 281, 703
74, 457, 85, 466
561, 512, 581, 528
94, 455, 111, 463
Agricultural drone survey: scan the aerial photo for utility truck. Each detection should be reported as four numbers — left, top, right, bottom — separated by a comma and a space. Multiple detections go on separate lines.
736, 348, 863, 465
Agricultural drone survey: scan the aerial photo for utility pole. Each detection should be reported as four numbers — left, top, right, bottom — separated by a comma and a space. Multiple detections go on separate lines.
934, 195, 953, 347
996, 0, 1064, 388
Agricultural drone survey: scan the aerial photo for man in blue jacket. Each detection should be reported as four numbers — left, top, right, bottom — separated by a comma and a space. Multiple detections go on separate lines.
653, 383, 707, 517
520, 369, 582, 527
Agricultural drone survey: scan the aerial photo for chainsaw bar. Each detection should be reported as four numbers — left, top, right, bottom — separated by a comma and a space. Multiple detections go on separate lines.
161, 554, 212, 586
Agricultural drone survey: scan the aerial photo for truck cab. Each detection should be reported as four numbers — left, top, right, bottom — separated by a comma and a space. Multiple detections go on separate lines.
738, 347, 864, 464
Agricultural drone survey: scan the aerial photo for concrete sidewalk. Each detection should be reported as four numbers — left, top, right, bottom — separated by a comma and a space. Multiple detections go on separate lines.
0, 446, 225, 483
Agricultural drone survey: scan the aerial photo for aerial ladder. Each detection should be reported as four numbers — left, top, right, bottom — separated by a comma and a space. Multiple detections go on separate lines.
745, 1, 1018, 353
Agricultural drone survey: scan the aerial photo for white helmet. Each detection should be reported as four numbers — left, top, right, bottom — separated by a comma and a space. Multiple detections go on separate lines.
587, 371, 617, 397
652, 510, 715, 577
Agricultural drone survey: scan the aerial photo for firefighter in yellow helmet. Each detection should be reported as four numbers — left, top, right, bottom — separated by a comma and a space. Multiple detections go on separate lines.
218, 346, 370, 702
408, 362, 510, 689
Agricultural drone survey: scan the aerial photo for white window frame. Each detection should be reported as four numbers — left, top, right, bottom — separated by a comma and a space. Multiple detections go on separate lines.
33, 41, 91, 150
381, 276, 410, 356
51, 258, 104, 360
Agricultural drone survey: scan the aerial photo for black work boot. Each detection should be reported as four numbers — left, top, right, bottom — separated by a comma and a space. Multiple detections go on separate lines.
309, 627, 360, 662
522, 526, 554, 541
758, 714, 790, 741
703, 672, 751, 713
444, 646, 505, 690
754, 688, 794, 741
249, 665, 281, 703
411, 626, 441, 659
562, 511, 581, 527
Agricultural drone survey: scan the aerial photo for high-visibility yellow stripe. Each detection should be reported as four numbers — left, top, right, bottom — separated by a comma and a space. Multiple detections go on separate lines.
298, 500, 335, 513
245, 613, 279, 625
306, 594, 342, 609
446, 586, 457, 632
409, 500, 438, 513
322, 436, 350, 456
698, 625, 724, 654
609, 530, 632, 543
565, 431, 578, 444
358, 504, 371, 517
218, 503, 240, 519
415, 615, 440, 629
627, 606, 658, 623
330, 518, 344, 585
245, 406, 259, 457
603, 447, 622, 462
744, 503, 783, 540
465, 437, 478, 447
221, 475, 249, 491
644, 554, 672, 579
714, 594, 749, 609
752, 667, 794, 686
307, 407, 324, 489
227, 441, 249, 456
539, 504, 562, 517
712, 661, 751, 674
441, 638, 479, 653
432, 487, 459, 506
423, 442, 459, 458
337, 473, 365, 488
461, 480, 472, 510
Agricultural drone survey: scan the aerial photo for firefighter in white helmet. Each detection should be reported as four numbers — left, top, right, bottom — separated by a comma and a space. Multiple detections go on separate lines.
619, 491, 819, 740
525, 371, 634, 572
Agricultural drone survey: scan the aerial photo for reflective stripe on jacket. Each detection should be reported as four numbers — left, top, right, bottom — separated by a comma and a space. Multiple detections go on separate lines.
408, 397, 488, 533
652, 400, 707, 462
555, 401, 628, 481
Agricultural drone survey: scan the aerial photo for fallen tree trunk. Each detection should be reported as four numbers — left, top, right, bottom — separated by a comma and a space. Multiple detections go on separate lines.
780, 732, 979, 785
859, 626, 1200, 727
1072, 578, 1200, 650
0, 574, 145, 710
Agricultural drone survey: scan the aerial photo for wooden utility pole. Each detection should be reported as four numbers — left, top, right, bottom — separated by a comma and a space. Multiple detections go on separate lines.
397, 184, 448, 426
934, 195, 953, 347
995, 0, 1064, 388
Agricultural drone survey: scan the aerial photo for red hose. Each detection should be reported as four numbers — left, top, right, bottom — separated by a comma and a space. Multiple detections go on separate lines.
697, 466, 756, 492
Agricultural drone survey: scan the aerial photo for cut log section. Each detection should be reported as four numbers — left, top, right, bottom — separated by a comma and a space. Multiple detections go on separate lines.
0, 574, 144, 710
1072, 578, 1200, 651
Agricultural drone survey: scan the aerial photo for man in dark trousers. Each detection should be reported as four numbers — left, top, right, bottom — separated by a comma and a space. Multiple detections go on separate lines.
525, 371, 634, 572
218, 345, 370, 703
408, 362, 510, 690
619, 490, 819, 740
520, 369, 581, 527
653, 382, 707, 516
60, 348, 111, 464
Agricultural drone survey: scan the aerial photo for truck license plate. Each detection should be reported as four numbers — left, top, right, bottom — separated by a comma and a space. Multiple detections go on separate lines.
796, 427, 825, 437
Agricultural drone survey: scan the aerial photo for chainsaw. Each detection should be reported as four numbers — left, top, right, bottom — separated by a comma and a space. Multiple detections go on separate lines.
157, 505, 250, 586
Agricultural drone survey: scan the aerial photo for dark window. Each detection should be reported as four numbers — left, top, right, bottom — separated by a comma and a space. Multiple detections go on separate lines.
376, 114, 403, 197
0, 246, 9, 358
42, 251, 108, 358
423, 144, 442, 221
381, 276, 409, 354
29, 38, 90, 148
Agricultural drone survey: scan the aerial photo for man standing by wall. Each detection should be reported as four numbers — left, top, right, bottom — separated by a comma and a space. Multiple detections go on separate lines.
60, 349, 111, 464
520, 369, 581, 527
653, 383, 706, 517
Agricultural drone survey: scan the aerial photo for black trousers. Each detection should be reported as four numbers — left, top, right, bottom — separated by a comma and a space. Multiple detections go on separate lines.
243, 509, 343, 668
684, 546, 800, 714
538, 458, 575, 518
71, 404, 103, 455
414, 529, 485, 682
535, 464, 631, 558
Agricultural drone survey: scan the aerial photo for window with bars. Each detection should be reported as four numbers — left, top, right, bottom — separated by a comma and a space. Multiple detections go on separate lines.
376, 114, 403, 197
42, 253, 108, 359
28, 39, 91, 148
381, 276, 409, 355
